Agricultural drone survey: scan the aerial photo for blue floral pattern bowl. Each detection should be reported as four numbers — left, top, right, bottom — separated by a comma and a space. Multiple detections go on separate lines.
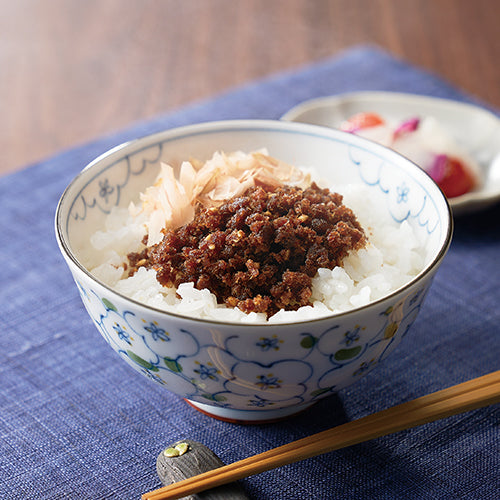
55, 120, 453, 423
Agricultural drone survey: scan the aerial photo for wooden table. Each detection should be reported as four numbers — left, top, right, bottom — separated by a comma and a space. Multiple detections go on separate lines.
2, 0, 499, 176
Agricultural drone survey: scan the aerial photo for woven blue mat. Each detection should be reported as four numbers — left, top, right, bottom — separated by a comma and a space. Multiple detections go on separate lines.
1, 46, 499, 499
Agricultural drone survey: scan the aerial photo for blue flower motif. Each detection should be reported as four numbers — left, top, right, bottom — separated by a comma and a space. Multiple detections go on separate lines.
194, 363, 219, 381
397, 183, 409, 203
113, 323, 131, 345
248, 395, 275, 408
98, 178, 114, 203
144, 321, 169, 342
256, 336, 281, 351
256, 374, 282, 390
341, 326, 361, 346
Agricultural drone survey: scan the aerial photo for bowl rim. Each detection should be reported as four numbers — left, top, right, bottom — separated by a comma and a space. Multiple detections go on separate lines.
55, 119, 453, 327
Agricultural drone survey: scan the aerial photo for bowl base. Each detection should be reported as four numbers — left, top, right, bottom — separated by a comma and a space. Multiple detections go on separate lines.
184, 399, 314, 424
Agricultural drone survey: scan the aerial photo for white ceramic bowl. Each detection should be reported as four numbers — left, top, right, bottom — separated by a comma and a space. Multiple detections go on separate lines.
282, 91, 500, 215
55, 120, 452, 423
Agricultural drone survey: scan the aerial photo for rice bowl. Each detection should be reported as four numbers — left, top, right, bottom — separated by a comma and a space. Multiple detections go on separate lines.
55, 120, 452, 422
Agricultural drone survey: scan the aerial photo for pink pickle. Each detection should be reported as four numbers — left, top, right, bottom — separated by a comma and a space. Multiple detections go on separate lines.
393, 117, 420, 141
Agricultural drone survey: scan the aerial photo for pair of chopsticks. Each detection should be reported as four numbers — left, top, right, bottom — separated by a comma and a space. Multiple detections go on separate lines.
142, 370, 500, 500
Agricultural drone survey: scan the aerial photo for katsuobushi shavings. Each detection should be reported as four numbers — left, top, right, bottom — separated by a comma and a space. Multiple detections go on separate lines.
128, 150, 311, 246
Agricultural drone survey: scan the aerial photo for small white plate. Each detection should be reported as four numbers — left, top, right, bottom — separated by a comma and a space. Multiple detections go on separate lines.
282, 92, 500, 215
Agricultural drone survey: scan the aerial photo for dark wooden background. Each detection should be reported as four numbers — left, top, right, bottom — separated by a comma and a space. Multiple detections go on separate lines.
1, 0, 499, 176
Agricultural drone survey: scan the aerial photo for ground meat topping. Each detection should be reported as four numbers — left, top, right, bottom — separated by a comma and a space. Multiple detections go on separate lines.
127, 183, 367, 318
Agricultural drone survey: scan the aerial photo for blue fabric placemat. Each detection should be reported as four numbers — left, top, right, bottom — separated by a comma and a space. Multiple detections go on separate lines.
1, 46, 499, 499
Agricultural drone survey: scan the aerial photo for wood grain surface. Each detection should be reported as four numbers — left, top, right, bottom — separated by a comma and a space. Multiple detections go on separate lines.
1, 0, 499, 176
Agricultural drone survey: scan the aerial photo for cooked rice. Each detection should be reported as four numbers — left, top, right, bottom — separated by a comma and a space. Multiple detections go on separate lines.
86, 178, 425, 324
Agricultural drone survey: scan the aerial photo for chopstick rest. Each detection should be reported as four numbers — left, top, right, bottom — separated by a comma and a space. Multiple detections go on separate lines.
156, 439, 250, 499
143, 370, 500, 500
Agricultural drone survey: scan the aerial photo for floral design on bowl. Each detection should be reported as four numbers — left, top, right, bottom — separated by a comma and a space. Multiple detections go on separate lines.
56, 120, 452, 423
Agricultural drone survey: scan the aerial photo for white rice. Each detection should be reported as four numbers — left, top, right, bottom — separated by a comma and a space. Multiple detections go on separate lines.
86, 183, 426, 324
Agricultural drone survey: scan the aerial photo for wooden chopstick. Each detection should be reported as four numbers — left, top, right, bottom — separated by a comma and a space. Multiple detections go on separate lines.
142, 370, 500, 500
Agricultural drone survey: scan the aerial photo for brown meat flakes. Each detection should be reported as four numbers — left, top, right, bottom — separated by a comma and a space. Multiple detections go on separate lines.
127, 183, 367, 318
